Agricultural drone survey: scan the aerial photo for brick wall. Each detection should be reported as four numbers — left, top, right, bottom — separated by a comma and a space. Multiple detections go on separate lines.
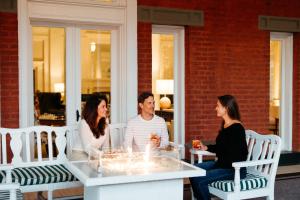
0, 1, 300, 151
137, 22, 152, 94
137, 0, 300, 147
293, 33, 300, 151
0, 12, 19, 128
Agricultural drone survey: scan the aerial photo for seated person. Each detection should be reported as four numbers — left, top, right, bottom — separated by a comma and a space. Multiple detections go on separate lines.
80, 94, 109, 153
124, 92, 169, 152
190, 95, 248, 200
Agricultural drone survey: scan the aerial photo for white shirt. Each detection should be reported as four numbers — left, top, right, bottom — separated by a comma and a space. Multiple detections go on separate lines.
79, 119, 109, 153
124, 115, 169, 152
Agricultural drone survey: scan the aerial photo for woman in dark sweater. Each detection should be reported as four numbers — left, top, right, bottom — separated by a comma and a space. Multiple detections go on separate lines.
190, 95, 248, 200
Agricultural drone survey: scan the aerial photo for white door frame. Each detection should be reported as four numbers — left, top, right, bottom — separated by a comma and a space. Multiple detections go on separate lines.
270, 32, 293, 151
18, 0, 137, 127
152, 25, 185, 157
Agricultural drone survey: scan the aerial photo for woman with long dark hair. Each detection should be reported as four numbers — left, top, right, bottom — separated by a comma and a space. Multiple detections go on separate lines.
80, 94, 109, 153
190, 95, 248, 200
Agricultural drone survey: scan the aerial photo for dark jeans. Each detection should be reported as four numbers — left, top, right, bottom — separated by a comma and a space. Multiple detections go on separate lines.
189, 161, 246, 200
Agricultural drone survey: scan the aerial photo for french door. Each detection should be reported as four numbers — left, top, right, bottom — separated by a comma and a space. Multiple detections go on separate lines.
19, 0, 137, 129
31, 25, 120, 128
66, 26, 119, 126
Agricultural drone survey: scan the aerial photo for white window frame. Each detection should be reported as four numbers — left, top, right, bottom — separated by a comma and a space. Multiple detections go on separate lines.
270, 32, 293, 151
152, 25, 185, 157
18, 0, 137, 127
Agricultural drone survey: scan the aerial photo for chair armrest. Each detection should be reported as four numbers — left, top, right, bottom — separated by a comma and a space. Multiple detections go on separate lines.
231, 159, 274, 192
232, 159, 274, 168
169, 142, 184, 150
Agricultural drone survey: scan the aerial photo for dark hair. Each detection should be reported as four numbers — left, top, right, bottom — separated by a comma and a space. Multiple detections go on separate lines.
82, 94, 108, 138
138, 92, 154, 104
218, 95, 241, 128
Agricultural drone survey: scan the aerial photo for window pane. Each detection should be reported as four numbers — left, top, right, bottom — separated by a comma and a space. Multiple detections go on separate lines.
152, 33, 174, 141
80, 30, 111, 118
269, 40, 281, 135
32, 26, 66, 127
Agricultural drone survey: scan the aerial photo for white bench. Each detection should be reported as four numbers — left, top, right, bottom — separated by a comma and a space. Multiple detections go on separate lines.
0, 126, 82, 200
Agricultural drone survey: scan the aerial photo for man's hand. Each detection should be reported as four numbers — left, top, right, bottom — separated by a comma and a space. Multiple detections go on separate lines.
150, 133, 161, 147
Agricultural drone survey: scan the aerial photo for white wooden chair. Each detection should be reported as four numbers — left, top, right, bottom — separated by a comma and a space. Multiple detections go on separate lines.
191, 130, 281, 200
108, 123, 127, 150
0, 126, 82, 200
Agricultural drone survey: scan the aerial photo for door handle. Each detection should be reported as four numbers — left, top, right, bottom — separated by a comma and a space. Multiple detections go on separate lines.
76, 110, 80, 122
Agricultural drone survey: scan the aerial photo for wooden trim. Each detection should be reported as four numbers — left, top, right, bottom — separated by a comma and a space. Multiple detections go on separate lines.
259, 16, 300, 32
138, 6, 204, 27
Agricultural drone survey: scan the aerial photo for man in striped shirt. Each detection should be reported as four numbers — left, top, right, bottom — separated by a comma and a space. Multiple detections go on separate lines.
124, 92, 169, 152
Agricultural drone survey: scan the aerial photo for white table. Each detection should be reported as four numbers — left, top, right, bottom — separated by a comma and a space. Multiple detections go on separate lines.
189, 149, 216, 164
66, 156, 205, 200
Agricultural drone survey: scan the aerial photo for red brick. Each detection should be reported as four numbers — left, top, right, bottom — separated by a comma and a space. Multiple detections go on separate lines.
0, 12, 19, 128
137, 0, 300, 151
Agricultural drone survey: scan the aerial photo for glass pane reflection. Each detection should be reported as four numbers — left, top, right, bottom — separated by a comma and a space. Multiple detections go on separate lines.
32, 26, 66, 127
80, 30, 111, 119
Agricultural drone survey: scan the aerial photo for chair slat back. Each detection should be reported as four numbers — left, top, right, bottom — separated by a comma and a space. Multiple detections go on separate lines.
245, 130, 281, 184
109, 123, 127, 149
1, 133, 8, 164
0, 126, 73, 167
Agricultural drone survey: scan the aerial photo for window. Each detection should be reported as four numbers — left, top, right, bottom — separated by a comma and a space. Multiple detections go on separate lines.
32, 27, 66, 126
270, 32, 293, 151
152, 33, 174, 141
152, 25, 185, 154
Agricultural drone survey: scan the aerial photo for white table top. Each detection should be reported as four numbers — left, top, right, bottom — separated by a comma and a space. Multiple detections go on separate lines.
66, 156, 205, 187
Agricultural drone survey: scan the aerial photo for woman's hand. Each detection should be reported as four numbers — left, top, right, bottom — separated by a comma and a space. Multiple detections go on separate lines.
199, 141, 208, 151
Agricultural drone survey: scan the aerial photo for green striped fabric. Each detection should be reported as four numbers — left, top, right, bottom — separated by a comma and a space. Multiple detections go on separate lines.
209, 173, 268, 192
0, 165, 77, 186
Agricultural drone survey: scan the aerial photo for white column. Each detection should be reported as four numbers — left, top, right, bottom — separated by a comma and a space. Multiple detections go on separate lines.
18, 0, 34, 127
125, 0, 138, 121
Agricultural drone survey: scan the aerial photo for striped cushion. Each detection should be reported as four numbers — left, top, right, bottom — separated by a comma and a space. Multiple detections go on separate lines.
0, 164, 77, 186
0, 189, 23, 200
209, 173, 268, 192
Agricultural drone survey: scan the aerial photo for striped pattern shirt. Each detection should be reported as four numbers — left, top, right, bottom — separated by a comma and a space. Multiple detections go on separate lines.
124, 115, 169, 152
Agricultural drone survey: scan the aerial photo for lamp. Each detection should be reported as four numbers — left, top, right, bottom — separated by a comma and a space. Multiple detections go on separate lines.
156, 79, 174, 109
54, 83, 65, 100
271, 98, 280, 119
273, 98, 280, 107
90, 42, 96, 52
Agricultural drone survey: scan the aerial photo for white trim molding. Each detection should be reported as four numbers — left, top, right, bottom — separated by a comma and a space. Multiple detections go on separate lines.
18, 0, 35, 127
18, 0, 137, 127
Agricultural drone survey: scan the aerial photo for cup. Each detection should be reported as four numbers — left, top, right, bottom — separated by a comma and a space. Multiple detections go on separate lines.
192, 139, 201, 149
150, 133, 161, 148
